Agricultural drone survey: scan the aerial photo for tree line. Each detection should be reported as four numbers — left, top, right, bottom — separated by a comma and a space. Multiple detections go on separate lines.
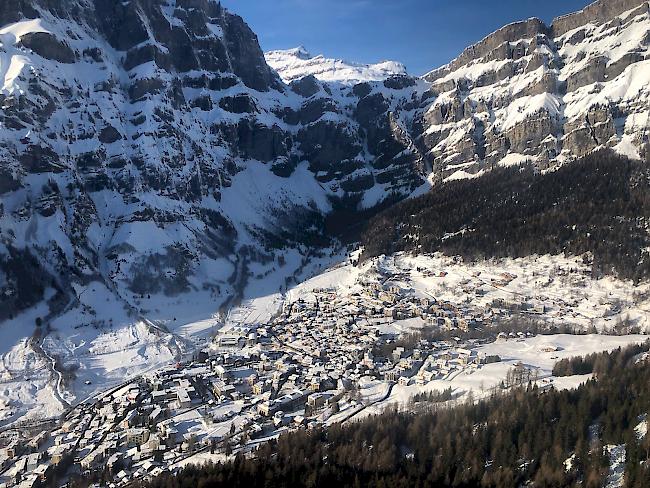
552, 341, 650, 377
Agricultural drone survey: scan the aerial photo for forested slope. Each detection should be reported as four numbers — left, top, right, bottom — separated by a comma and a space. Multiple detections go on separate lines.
361, 151, 650, 282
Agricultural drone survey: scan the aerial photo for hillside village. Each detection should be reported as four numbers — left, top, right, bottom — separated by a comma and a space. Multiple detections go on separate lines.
0, 295, 488, 485
0, 252, 647, 487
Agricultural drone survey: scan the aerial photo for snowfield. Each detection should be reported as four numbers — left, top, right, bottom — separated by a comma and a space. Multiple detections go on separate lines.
0, 0, 649, 435
0, 244, 348, 426
289, 252, 650, 333
1, 248, 648, 428
219, 251, 650, 423
265, 46, 407, 84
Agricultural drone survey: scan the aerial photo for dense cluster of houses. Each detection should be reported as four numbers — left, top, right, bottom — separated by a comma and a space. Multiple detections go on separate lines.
0, 268, 505, 487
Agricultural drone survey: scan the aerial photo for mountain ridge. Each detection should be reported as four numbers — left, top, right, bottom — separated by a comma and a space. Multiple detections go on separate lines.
1, 0, 648, 322
419, 0, 650, 180
265, 46, 407, 84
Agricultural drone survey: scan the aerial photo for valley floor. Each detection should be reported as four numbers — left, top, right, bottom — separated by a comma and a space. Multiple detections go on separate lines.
1, 250, 648, 425
0, 251, 648, 486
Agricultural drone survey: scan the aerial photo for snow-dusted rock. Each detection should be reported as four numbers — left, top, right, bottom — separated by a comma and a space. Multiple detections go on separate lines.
418, 0, 650, 179
0, 0, 428, 330
0, 0, 650, 424
265, 46, 407, 84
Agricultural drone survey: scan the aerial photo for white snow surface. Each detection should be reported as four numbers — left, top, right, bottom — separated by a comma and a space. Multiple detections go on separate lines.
420, 3, 650, 179
280, 252, 649, 420
360, 334, 648, 419
265, 46, 407, 84
635, 415, 648, 440
1, 0, 650, 431
605, 444, 626, 488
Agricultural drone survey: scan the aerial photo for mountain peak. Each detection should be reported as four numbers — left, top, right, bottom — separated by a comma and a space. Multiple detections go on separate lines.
265, 46, 407, 84
284, 45, 312, 60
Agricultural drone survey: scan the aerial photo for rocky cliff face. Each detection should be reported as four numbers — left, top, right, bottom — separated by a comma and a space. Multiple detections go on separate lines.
420, 0, 650, 180
0, 0, 428, 327
1, 0, 650, 324
2, 0, 650, 327
2, 0, 650, 323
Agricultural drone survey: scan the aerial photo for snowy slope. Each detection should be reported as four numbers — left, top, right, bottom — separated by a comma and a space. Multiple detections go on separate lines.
265, 46, 407, 84
0, 0, 430, 424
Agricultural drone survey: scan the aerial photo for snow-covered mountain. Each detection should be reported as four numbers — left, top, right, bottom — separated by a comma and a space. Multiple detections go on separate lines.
0, 0, 650, 422
0, 0, 428, 322
265, 46, 407, 84
420, 0, 650, 180
0, 0, 428, 421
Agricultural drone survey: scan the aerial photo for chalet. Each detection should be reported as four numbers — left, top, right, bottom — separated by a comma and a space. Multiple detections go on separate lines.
252, 382, 268, 395
361, 351, 375, 369
80, 450, 103, 469
32, 464, 50, 482
15, 456, 29, 471
218, 335, 241, 347
106, 452, 123, 472
27, 432, 49, 451
50, 444, 72, 465
248, 423, 263, 439
176, 389, 192, 408
4, 439, 21, 458
392, 347, 406, 363
6, 457, 27, 484
257, 401, 272, 416
61, 420, 76, 433
273, 413, 289, 427
149, 406, 165, 424
309, 378, 322, 392
307, 393, 330, 410
126, 428, 150, 446
121, 409, 139, 429
258, 391, 306, 416
384, 368, 402, 382
0, 454, 9, 471
126, 388, 141, 402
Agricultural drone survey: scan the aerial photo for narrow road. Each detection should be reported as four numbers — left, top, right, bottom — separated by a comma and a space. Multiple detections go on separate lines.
340, 382, 395, 424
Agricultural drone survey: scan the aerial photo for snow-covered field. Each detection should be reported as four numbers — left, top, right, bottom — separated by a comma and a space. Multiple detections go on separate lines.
0, 246, 346, 426
236, 251, 650, 422
398, 253, 649, 331
360, 334, 648, 419
288, 252, 650, 333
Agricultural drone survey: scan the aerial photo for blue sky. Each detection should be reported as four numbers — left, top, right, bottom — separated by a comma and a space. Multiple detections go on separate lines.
220, 0, 593, 75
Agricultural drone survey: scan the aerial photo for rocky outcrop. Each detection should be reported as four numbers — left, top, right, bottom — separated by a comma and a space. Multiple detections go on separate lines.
289, 75, 323, 98
0, 0, 433, 324
551, 0, 648, 36
19, 32, 76, 63
425, 18, 549, 82
222, 11, 282, 92
416, 0, 650, 178
298, 121, 362, 172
